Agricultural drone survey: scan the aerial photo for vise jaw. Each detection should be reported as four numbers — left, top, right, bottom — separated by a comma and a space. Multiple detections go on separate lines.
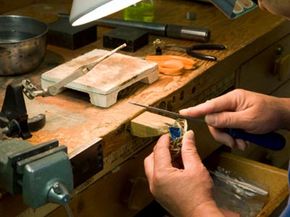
0, 139, 73, 208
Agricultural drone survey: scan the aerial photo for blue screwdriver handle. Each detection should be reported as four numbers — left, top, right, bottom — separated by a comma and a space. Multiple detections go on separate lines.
224, 128, 286, 150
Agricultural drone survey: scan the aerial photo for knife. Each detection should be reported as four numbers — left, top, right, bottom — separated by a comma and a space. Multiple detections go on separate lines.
130, 102, 286, 151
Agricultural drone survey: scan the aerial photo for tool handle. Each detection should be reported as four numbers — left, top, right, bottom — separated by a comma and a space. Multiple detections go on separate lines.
166, 24, 210, 42
186, 49, 217, 61
189, 44, 226, 50
225, 128, 286, 150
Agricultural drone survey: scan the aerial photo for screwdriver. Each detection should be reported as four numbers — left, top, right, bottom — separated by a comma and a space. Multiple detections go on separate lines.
130, 102, 286, 151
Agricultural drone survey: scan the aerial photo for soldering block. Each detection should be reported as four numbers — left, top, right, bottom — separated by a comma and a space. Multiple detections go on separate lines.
48, 16, 97, 50
103, 27, 149, 52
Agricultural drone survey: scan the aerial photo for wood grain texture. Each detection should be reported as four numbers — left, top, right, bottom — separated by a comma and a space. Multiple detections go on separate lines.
0, 0, 288, 171
1, 1, 290, 216
130, 111, 175, 137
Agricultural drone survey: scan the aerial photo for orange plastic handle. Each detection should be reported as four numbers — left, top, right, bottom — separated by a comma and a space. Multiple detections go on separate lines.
146, 55, 197, 75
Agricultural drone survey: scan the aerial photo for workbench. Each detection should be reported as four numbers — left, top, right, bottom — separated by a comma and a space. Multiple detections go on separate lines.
0, 0, 290, 216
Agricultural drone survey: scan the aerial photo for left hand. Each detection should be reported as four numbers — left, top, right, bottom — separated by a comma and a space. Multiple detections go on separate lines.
144, 131, 223, 217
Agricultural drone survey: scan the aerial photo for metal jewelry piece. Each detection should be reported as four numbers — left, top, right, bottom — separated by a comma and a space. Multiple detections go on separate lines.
168, 118, 188, 160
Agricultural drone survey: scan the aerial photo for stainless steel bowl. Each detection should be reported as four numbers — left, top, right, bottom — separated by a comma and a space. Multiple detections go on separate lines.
0, 15, 48, 76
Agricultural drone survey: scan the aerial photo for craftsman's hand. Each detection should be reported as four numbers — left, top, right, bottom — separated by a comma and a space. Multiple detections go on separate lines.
257, 0, 290, 19
180, 89, 290, 149
144, 131, 224, 217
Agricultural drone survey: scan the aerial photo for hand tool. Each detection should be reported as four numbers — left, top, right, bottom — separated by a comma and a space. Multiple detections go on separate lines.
129, 102, 286, 150
165, 43, 226, 61
145, 55, 197, 75
95, 18, 210, 42
0, 82, 46, 139
0, 139, 73, 209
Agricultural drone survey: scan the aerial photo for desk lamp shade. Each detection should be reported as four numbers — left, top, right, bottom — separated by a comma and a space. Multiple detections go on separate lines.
70, 0, 142, 26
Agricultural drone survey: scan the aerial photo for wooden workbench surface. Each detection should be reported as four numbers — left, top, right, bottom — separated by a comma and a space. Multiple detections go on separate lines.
0, 1, 290, 216
1, 0, 288, 155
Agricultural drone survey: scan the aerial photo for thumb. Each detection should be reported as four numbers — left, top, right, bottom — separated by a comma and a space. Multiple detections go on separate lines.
181, 130, 201, 170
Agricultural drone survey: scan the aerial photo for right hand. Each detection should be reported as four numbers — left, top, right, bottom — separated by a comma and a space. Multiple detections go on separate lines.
257, 0, 290, 19
180, 89, 290, 149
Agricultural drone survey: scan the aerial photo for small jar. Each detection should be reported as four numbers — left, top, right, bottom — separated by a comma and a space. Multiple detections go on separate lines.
123, 0, 154, 22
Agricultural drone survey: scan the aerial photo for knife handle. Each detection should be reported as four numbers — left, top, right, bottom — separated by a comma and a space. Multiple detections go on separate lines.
224, 128, 286, 150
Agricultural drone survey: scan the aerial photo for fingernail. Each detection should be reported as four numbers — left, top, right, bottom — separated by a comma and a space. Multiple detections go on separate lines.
205, 115, 213, 125
179, 108, 189, 114
184, 130, 194, 140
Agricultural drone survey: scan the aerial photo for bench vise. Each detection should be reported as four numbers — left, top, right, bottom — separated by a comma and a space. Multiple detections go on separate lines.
0, 139, 73, 208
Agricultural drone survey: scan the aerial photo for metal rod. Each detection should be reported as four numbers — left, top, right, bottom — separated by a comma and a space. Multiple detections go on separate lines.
129, 102, 204, 123
46, 43, 127, 96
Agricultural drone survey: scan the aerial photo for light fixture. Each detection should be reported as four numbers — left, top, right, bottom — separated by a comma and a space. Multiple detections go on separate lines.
70, 0, 142, 26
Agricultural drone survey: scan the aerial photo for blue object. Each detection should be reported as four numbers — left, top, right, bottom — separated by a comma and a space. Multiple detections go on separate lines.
224, 128, 286, 151
129, 102, 286, 151
169, 127, 181, 140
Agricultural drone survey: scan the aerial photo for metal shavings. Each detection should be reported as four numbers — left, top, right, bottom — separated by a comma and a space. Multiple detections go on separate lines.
211, 167, 269, 217
169, 119, 188, 160
212, 167, 268, 197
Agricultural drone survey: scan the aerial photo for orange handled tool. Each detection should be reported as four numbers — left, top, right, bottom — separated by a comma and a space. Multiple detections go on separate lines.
145, 55, 197, 75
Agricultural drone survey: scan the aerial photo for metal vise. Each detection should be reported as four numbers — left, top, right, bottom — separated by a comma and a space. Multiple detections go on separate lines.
0, 139, 73, 208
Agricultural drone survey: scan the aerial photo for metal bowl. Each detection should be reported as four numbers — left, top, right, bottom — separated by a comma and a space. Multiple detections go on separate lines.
0, 15, 48, 76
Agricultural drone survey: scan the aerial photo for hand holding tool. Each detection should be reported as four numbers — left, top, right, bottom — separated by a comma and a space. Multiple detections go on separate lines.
129, 102, 286, 150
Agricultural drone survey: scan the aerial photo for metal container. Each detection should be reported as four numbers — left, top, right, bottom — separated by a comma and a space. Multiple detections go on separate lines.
0, 15, 48, 76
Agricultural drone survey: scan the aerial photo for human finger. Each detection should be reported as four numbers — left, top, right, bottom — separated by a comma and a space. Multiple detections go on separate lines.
257, 0, 266, 11
235, 139, 248, 151
208, 126, 236, 148
181, 130, 202, 170
144, 153, 154, 185
179, 91, 239, 117
205, 111, 248, 129
153, 134, 172, 170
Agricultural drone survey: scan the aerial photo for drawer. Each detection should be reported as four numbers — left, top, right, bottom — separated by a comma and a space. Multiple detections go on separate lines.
45, 148, 287, 217
47, 145, 154, 217
206, 152, 288, 217
272, 79, 290, 98
237, 34, 290, 94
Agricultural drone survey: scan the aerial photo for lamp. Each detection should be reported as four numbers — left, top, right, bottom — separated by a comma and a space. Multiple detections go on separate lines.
70, 0, 142, 26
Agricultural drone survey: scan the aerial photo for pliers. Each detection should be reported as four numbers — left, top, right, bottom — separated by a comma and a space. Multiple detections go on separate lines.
165, 43, 226, 61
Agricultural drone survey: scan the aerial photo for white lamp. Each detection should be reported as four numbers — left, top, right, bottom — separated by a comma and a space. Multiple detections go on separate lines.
70, 0, 142, 26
